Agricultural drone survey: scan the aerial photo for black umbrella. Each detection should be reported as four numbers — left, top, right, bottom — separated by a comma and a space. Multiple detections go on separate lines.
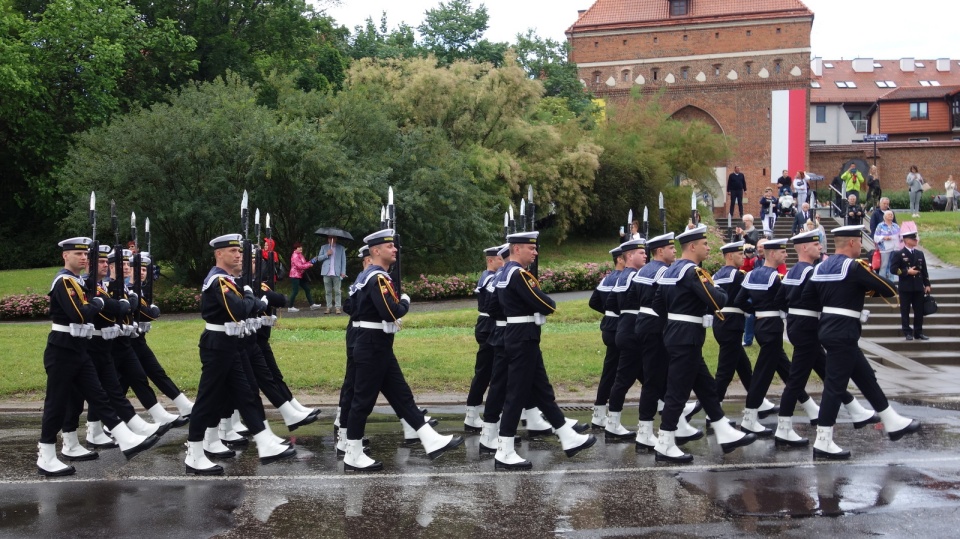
314, 227, 354, 241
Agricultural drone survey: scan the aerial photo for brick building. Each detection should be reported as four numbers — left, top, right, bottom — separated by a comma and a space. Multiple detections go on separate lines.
566, 0, 815, 216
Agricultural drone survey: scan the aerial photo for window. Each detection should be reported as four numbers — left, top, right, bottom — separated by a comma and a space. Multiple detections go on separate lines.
746, 30, 752, 36
873, 62, 882, 68
681, 67, 689, 80
683, 34, 688, 41
910, 102, 929, 120
919, 80, 941, 86
835, 81, 857, 88
909, 137, 930, 142
653, 36, 658, 44
745, 62, 753, 74
774, 61, 782, 74
621, 70, 630, 82
652, 68, 659, 81
816, 106, 826, 123
952, 96, 960, 129
592, 71, 601, 84
824, 62, 834, 68
623, 39, 627, 46
876, 81, 898, 88
594, 41, 599, 48
670, 0, 688, 16
810, 81, 821, 88
776, 27, 781, 34
715, 32, 719, 39
713, 64, 721, 76
915, 62, 925, 67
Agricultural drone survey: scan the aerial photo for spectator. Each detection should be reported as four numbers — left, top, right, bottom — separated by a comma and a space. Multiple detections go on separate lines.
288, 242, 321, 312
728, 166, 746, 218
841, 163, 865, 202
831, 175, 844, 216
805, 220, 828, 261
317, 235, 347, 314
740, 243, 758, 347
759, 187, 778, 238
945, 175, 956, 212
736, 214, 761, 246
866, 165, 882, 208
620, 220, 641, 242
793, 202, 812, 234
869, 197, 895, 236
845, 194, 864, 225
793, 170, 809, 207
776, 169, 793, 196
873, 211, 901, 282
906, 165, 924, 218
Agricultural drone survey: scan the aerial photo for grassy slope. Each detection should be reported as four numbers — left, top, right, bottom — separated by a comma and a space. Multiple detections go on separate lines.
913, 212, 960, 267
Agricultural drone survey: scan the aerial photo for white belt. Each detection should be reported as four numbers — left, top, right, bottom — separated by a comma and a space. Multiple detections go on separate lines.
604, 310, 619, 317
91, 329, 102, 336
822, 307, 862, 319
478, 312, 490, 317
51, 323, 72, 333
352, 321, 384, 330
495, 321, 507, 327
638, 307, 659, 317
205, 323, 226, 332
620, 309, 640, 315
506, 316, 536, 324
720, 307, 744, 314
755, 310, 783, 319
667, 313, 703, 324
51, 323, 94, 338
788, 308, 820, 319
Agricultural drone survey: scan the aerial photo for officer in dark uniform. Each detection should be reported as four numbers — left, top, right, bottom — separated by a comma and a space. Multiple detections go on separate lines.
344, 229, 463, 471
38, 237, 157, 476
603, 239, 646, 441
654, 225, 756, 463
803, 225, 920, 459
464, 245, 504, 432
494, 231, 596, 470
587, 246, 623, 430
890, 230, 932, 340
184, 233, 295, 475
733, 239, 812, 436
773, 230, 878, 447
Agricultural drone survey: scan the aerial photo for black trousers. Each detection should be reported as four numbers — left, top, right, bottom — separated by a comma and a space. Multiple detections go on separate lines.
899, 290, 925, 336
818, 339, 889, 428
188, 345, 265, 442
346, 334, 425, 440
593, 330, 619, 406
499, 340, 566, 438
637, 332, 668, 422
113, 338, 158, 409
780, 330, 854, 417
729, 191, 744, 217
466, 330, 494, 407
746, 326, 811, 409
714, 331, 753, 401
257, 336, 294, 402
338, 347, 357, 424
41, 342, 121, 443
607, 330, 644, 413
243, 340, 289, 410
130, 336, 182, 400
660, 344, 724, 431
64, 349, 138, 432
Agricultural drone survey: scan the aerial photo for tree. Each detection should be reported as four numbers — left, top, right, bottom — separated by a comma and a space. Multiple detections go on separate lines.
513, 30, 595, 119
348, 13, 418, 60
417, 0, 507, 66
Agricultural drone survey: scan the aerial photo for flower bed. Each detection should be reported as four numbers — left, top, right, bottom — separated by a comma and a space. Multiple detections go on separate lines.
0, 293, 49, 320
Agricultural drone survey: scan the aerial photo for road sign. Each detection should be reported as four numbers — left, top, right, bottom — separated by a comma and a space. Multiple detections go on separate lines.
863, 134, 888, 142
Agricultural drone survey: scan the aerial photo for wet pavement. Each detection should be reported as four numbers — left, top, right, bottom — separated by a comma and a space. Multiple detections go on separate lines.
2, 400, 960, 537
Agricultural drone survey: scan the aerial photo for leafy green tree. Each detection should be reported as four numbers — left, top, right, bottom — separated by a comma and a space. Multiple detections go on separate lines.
348, 13, 418, 60
417, 0, 507, 66
514, 30, 595, 119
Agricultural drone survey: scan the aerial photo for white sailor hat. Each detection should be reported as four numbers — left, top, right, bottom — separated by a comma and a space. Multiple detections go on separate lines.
95, 244, 112, 258
609, 246, 623, 257
764, 238, 788, 250
831, 225, 864, 238
58, 237, 93, 252
139, 251, 152, 265
901, 230, 918, 240
790, 230, 820, 244
720, 240, 745, 254
506, 231, 539, 244
362, 229, 396, 247
618, 238, 645, 252
646, 232, 675, 251
358, 245, 370, 258
484, 245, 502, 257
210, 233, 242, 249
676, 225, 707, 245
497, 243, 510, 258
108, 249, 132, 262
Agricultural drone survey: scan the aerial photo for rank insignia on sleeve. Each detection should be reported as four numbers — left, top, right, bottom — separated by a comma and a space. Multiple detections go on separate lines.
67, 288, 76, 297
380, 285, 389, 294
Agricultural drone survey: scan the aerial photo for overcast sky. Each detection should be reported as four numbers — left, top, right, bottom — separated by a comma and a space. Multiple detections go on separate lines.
317, 0, 954, 61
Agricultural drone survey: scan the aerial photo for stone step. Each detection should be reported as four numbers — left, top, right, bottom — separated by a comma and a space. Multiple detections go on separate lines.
896, 350, 960, 366
869, 336, 956, 352
861, 324, 960, 338
865, 312, 956, 323
862, 303, 960, 315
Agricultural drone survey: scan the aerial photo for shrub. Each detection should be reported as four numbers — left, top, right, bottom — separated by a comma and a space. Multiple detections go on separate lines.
155, 285, 202, 313
886, 190, 936, 212
0, 293, 49, 320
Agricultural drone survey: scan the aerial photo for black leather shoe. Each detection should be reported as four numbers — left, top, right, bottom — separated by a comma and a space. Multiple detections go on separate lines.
604, 430, 634, 443
344, 459, 383, 472
63, 451, 99, 462
260, 446, 296, 464
852, 413, 881, 429
563, 434, 597, 458
478, 442, 497, 454
170, 416, 190, 428
123, 434, 160, 458
813, 447, 851, 460
286, 413, 318, 432
887, 419, 921, 441
635, 441, 655, 453
915, 334, 930, 341
204, 448, 236, 459
757, 405, 780, 419
676, 430, 704, 445
774, 435, 809, 448
186, 463, 224, 475
684, 400, 704, 421
154, 422, 172, 437
495, 458, 532, 470
427, 435, 464, 460
720, 432, 757, 454
427, 418, 440, 427
571, 422, 590, 434
87, 440, 119, 450
464, 423, 482, 433
654, 450, 693, 463
38, 465, 76, 477
905, 334, 914, 341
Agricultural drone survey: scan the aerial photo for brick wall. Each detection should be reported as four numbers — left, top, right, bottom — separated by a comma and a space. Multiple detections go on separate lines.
809, 141, 960, 191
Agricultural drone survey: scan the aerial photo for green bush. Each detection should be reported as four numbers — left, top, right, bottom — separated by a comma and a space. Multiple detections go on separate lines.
885, 190, 936, 212
0, 293, 49, 320
155, 285, 201, 313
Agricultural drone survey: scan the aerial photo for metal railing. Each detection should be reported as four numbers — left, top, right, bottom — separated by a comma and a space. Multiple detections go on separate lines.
850, 119, 868, 133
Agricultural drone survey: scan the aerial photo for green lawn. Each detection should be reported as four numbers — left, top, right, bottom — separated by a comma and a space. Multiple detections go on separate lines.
0, 266, 60, 296
913, 211, 960, 267
0, 299, 786, 399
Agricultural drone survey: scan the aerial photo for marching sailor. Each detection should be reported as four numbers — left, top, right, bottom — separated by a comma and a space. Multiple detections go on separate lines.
586, 246, 624, 430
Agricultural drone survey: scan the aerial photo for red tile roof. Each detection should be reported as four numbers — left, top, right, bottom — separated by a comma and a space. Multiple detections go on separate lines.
812, 59, 960, 104
567, 0, 813, 33
878, 85, 960, 101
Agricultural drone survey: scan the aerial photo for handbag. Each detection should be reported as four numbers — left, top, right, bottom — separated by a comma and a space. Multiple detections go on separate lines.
921, 182, 932, 191
871, 249, 882, 271
923, 294, 938, 316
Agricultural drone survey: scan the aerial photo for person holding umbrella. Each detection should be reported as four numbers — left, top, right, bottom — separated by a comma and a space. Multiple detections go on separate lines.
318, 233, 348, 314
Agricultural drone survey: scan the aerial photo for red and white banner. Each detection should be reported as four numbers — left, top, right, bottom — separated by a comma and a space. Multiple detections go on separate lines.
770, 89, 807, 181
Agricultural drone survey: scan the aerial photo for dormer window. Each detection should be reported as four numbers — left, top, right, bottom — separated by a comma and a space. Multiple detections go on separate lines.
670, 0, 688, 16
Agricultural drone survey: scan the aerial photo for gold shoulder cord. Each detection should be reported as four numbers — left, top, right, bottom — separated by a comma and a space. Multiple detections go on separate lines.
219, 277, 239, 322
859, 259, 898, 308
377, 274, 398, 321
64, 278, 86, 320
695, 267, 725, 321
520, 270, 556, 313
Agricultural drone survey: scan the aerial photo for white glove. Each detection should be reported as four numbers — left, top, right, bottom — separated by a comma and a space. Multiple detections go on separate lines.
260, 296, 269, 306
243, 285, 253, 294
400, 293, 411, 304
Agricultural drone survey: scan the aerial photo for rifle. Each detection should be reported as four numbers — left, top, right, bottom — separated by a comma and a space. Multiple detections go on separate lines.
130, 212, 141, 326
87, 192, 99, 299
659, 192, 666, 235
144, 218, 154, 306
527, 185, 539, 279
252, 208, 262, 297
109, 200, 124, 301
385, 186, 402, 294
642, 206, 649, 240
240, 191, 252, 288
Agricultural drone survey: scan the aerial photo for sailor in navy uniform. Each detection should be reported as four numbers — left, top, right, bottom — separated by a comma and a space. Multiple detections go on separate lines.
654, 225, 756, 463
494, 231, 596, 470
602, 238, 647, 441
802, 225, 920, 459
464, 245, 505, 432
587, 246, 624, 430
334, 245, 371, 455
711, 241, 756, 402
184, 234, 295, 475
733, 239, 812, 436
344, 229, 463, 471
38, 238, 157, 476
890, 230, 932, 340
772, 230, 878, 447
